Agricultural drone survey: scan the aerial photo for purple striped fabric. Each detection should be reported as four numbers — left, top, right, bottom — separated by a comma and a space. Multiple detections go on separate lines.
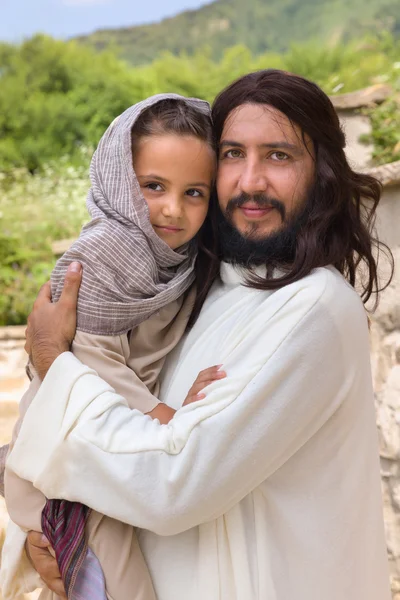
41, 500, 107, 599
72, 548, 107, 599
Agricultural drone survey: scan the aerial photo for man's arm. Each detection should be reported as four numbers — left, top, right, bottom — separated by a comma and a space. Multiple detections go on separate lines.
7, 271, 368, 536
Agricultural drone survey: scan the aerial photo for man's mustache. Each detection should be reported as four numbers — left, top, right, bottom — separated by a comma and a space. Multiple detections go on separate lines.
225, 193, 286, 221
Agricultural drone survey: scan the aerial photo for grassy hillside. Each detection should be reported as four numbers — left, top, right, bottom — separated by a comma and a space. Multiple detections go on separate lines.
76, 0, 400, 65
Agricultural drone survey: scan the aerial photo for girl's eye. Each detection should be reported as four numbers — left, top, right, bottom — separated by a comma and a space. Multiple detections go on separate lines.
271, 151, 289, 161
146, 183, 163, 191
186, 189, 203, 198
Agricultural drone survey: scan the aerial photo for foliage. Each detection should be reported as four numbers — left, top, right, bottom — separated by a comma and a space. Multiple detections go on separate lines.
356, 32, 400, 164
366, 98, 400, 165
75, 0, 400, 66
0, 35, 151, 172
0, 157, 90, 325
1, 30, 400, 325
1, 33, 399, 174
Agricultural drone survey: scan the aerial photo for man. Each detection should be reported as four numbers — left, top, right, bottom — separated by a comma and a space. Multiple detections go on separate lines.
6, 70, 392, 599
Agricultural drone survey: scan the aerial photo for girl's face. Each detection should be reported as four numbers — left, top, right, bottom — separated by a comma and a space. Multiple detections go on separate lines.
134, 134, 215, 249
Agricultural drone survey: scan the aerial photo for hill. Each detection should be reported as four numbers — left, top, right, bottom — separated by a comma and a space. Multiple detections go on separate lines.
76, 0, 400, 65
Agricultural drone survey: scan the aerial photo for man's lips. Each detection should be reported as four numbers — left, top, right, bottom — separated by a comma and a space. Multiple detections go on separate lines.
239, 204, 275, 219
154, 225, 183, 233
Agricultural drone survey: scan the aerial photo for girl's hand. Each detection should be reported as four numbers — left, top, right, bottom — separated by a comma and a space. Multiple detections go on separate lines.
183, 365, 226, 406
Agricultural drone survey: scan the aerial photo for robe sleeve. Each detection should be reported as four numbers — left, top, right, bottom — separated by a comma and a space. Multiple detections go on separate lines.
71, 331, 160, 413
6, 271, 368, 536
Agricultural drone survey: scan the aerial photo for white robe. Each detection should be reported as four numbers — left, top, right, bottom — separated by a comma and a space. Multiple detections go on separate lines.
4, 264, 391, 599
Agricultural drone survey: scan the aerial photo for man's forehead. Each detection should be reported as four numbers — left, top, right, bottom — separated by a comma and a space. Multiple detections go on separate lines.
221, 103, 305, 146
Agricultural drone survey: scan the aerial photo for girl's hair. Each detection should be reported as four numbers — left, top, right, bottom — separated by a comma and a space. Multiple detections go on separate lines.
131, 99, 220, 327
131, 98, 215, 153
211, 69, 394, 306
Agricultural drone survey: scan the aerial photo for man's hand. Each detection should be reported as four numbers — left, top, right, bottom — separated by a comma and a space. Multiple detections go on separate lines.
25, 262, 82, 381
26, 531, 66, 598
183, 365, 226, 406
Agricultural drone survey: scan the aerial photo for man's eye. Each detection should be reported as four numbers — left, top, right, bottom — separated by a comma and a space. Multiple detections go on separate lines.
145, 183, 163, 191
223, 149, 242, 159
186, 189, 203, 198
271, 151, 289, 161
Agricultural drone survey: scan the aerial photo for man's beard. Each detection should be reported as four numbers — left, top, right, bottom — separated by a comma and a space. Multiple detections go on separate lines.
217, 192, 310, 267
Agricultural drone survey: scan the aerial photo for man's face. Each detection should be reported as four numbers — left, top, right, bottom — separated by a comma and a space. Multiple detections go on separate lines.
216, 103, 315, 240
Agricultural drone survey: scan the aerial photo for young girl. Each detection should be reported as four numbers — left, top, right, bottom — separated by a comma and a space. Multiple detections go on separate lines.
1, 93, 222, 600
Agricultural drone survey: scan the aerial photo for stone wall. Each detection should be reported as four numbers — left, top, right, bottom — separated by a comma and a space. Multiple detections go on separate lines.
335, 91, 400, 597
335, 92, 400, 597
371, 184, 400, 598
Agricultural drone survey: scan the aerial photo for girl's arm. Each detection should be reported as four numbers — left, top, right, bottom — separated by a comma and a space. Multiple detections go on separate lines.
149, 365, 226, 423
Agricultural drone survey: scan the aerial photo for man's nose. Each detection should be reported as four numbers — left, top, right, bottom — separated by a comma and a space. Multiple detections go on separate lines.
239, 161, 268, 195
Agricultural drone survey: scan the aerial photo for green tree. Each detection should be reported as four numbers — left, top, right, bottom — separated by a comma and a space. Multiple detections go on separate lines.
0, 35, 150, 171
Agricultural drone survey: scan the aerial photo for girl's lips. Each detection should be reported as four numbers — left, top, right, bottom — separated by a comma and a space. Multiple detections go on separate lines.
155, 225, 183, 232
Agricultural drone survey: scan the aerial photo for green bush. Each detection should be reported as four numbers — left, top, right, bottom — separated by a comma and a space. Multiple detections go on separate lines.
0, 232, 53, 326
0, 35, 149, 172
1, 33, 400, 173
0, 160, 90, 325
366, 98, 400, 165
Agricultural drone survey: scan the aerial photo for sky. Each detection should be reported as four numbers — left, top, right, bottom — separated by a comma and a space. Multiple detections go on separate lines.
0, 0, 212, 43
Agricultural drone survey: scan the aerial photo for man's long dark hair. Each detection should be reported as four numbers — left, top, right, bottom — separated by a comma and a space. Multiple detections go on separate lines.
210, 69, 393, 306
189, 196, 220, 327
